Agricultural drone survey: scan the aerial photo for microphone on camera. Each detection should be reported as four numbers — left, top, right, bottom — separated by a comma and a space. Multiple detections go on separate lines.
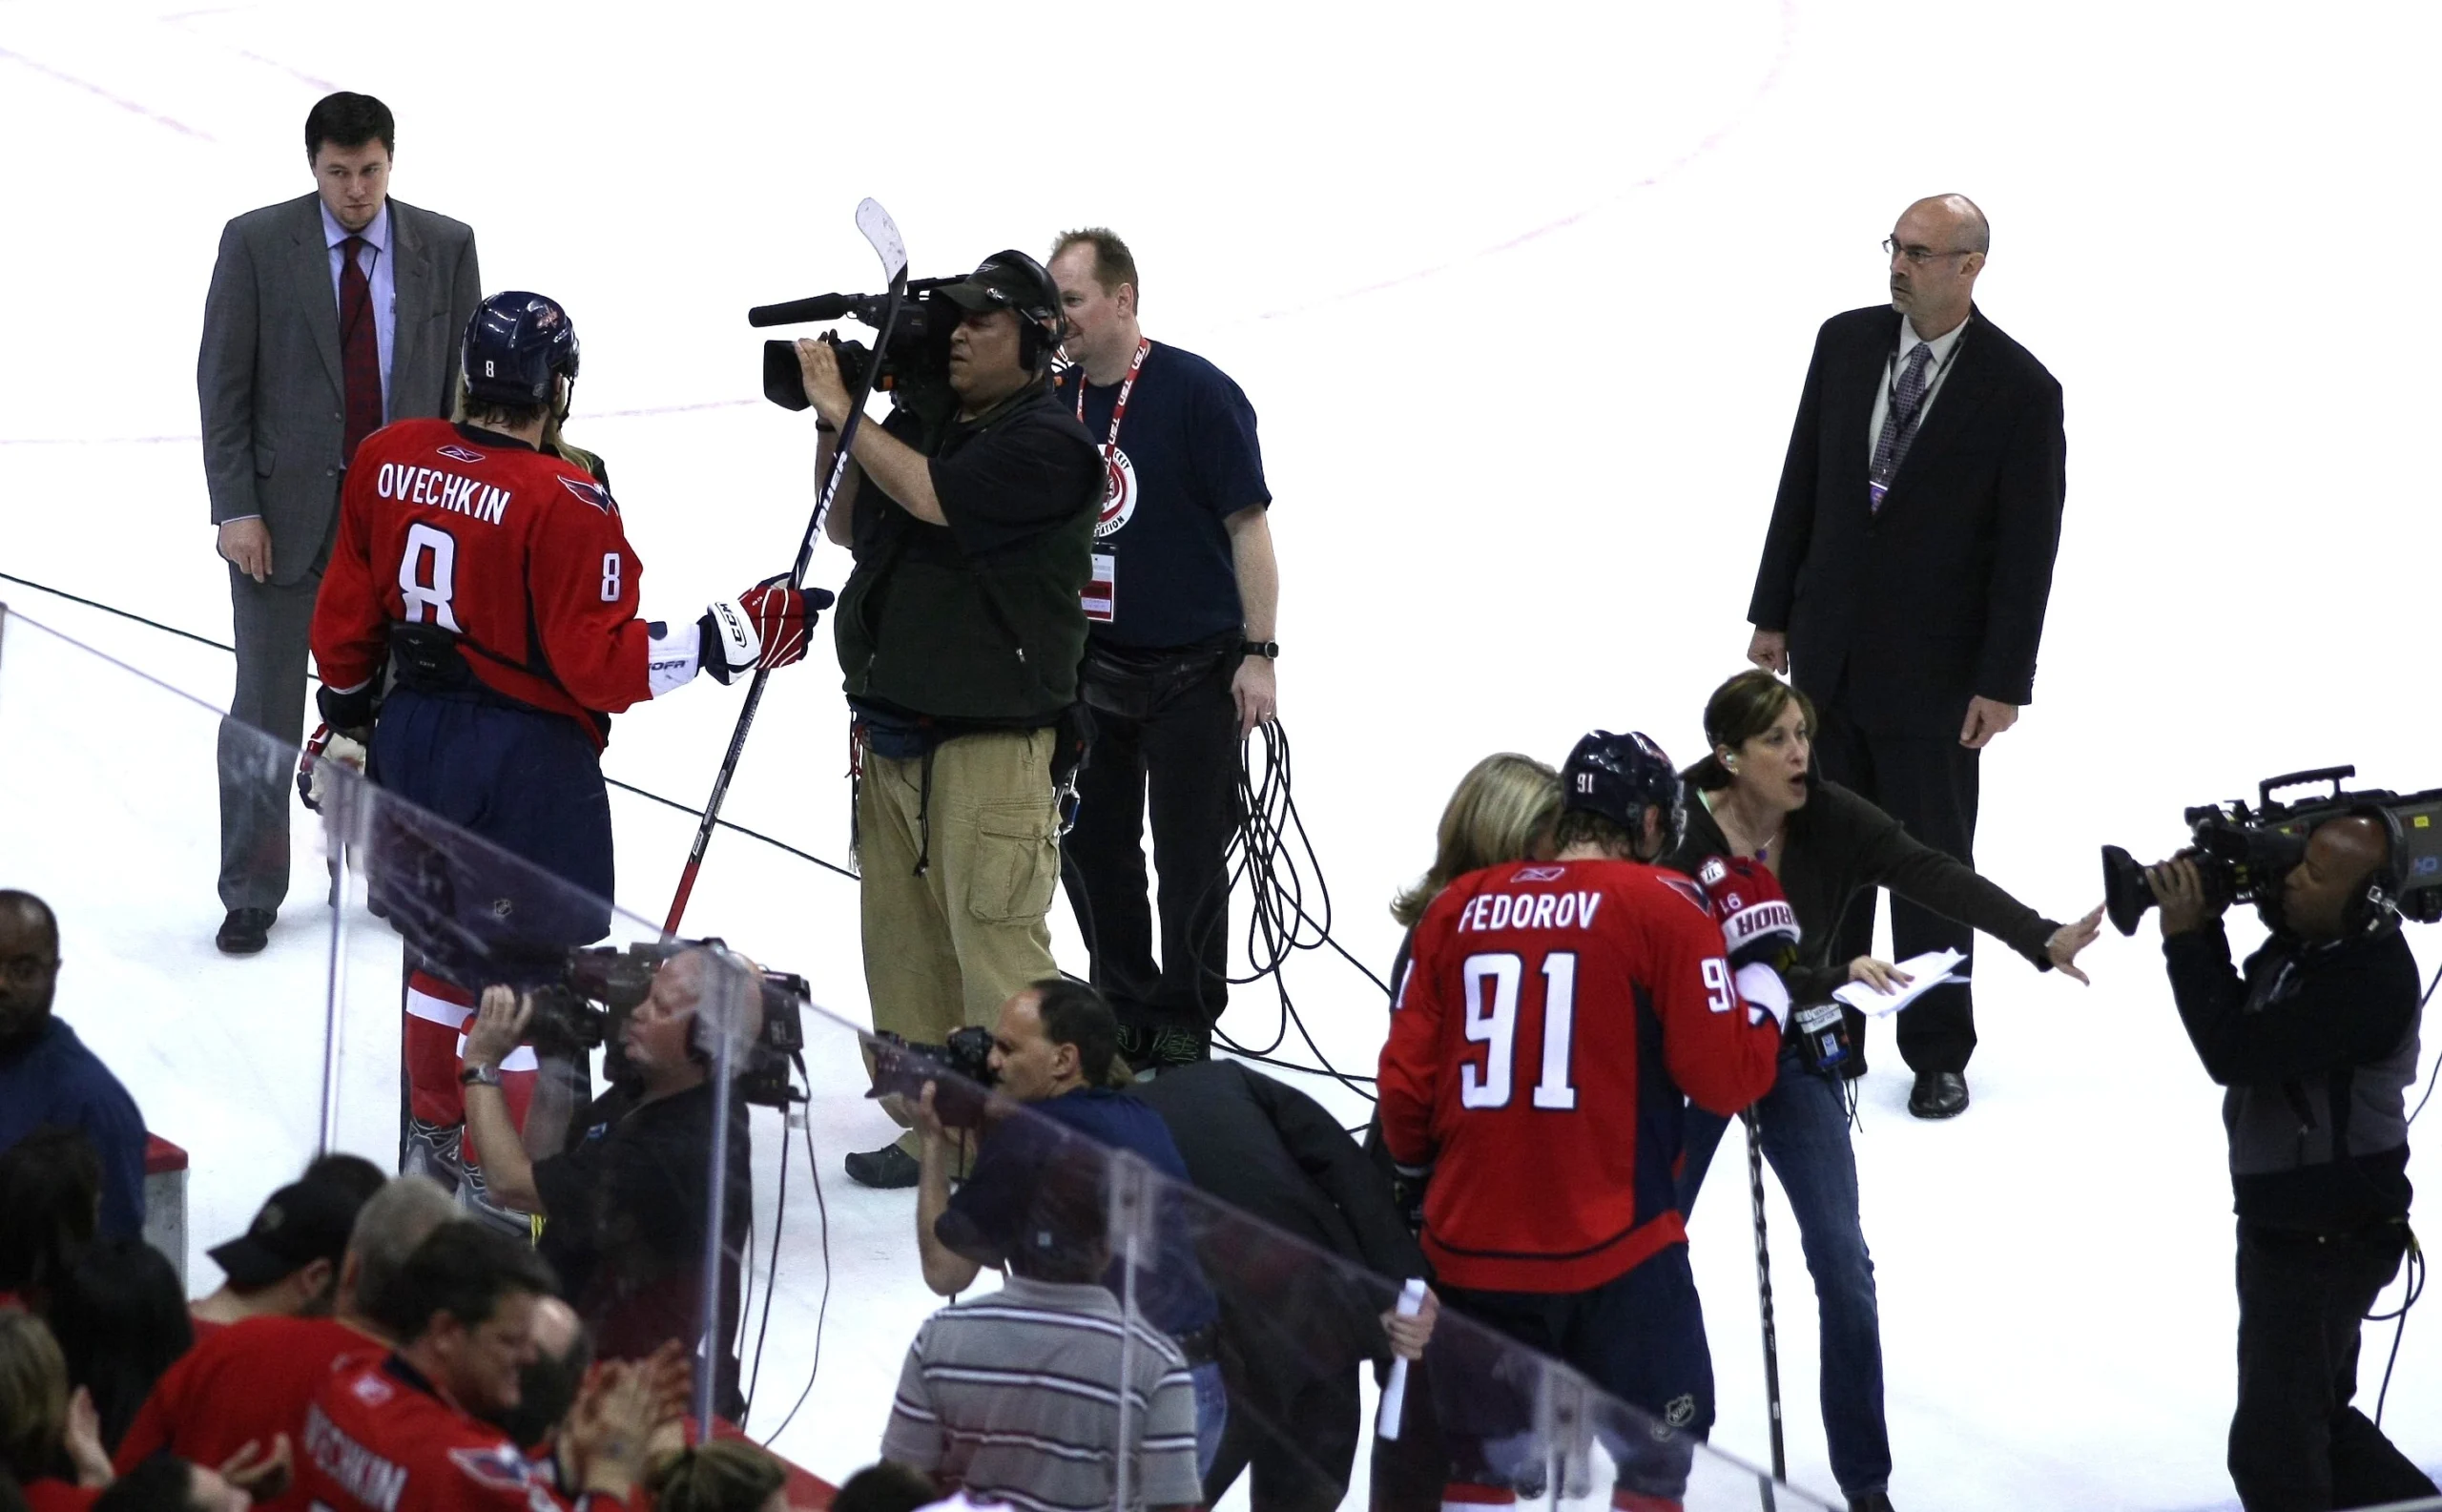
747, 293, 858, 327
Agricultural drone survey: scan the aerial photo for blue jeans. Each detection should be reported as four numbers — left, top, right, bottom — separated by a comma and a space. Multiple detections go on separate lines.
1190, 1358, 1228, 1481
1681, 1050, 1891, 1500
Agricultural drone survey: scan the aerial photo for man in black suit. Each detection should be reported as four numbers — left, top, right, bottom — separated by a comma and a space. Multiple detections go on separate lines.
199, 92, 481, 956
1745, 194, 2066, 1120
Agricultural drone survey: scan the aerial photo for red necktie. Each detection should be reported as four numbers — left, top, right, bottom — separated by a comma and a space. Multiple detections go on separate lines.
339, 235, 383, 463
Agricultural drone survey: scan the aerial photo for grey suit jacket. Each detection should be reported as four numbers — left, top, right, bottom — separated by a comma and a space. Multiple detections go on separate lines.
198, 193, 481, 586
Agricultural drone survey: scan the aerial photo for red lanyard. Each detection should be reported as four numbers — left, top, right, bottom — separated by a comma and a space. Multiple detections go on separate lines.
1074, 337, 1151, 457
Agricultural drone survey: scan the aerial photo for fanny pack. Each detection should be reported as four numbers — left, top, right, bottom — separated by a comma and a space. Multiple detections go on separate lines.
1079, 634, 1236, 721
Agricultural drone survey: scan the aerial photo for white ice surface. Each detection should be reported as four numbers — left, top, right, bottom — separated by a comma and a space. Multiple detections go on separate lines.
5, 2, 2442, 1506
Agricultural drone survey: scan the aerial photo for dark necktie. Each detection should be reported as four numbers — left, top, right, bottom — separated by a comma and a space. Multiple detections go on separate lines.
339, 235, 383, 464
1868, 341, 1935, 511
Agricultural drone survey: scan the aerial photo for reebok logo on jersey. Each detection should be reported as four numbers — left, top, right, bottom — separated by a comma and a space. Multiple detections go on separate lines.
376, 463, 507, 526
1515, 865, 1567, 882
437, 445, 486, 464
557, 476, 617, 515
1456, 890, 1602, 933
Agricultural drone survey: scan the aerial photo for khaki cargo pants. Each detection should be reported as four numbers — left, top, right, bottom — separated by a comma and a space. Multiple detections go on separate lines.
858, 728, 1062, 1150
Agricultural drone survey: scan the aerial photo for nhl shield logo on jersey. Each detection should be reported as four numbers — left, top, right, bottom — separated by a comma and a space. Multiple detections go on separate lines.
1095, 446, 1138, 538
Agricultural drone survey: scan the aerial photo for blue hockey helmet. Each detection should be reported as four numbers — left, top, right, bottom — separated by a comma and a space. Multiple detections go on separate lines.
1560, 730, 1686, 855
462, 291, 579, 409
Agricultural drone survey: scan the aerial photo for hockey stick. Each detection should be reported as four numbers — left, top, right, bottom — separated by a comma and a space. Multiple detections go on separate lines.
1745, 1108, 1786, 1507
663, 198, 909, 934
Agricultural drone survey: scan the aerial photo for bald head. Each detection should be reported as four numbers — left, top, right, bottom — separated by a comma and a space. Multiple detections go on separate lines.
2281, 815, 2393, 940
1888, 195, 1989, 338
0, 890, 61, 1042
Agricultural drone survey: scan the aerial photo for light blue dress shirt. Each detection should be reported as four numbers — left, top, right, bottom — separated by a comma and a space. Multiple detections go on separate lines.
319, 198, 396, 415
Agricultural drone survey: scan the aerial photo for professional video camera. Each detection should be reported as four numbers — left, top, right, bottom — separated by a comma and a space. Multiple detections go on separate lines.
2101, 766, 2442, 936
523, 939, 808, 1109
867, 1026, 997, 1131
752, 277, 964, 433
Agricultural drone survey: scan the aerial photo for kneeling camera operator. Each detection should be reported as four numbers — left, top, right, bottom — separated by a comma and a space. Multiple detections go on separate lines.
458, 942, 801, 1421
2115, 768, 2440, 1509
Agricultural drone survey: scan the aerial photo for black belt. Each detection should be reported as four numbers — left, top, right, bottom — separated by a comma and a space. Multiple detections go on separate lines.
1171, 1320, 1220, 1366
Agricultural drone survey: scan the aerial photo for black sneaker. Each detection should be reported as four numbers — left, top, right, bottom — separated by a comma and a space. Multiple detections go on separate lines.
844, 1143, 921, 1189
215, 908, 275, 955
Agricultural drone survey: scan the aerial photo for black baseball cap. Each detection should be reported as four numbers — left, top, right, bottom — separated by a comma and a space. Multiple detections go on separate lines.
207, 1179, 361, 1290
938, 250, 1057, 321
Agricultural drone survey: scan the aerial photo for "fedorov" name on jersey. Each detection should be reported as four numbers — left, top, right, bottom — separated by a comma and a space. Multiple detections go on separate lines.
375, 462, 507, 527
1455, 890, 1604, 933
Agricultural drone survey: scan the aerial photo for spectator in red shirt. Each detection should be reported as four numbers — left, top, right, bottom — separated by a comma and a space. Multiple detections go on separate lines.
114, 1177, 461, 1492
297, 1224, 658, 1512
188, 1178, 366, 1337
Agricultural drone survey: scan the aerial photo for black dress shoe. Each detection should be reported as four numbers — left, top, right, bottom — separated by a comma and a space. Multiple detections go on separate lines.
1908, 1070, 1969, 1119
1849, 1495, 1896, 1512
215, 908, 275, 955
844, 1143, 921, 1189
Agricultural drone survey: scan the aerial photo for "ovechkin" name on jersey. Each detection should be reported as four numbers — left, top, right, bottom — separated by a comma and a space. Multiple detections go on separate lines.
374, 462, 507, 527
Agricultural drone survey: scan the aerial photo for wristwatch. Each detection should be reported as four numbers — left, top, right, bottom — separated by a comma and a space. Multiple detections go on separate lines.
1239, 640, 1279, 660
459, 1063, 503, 1088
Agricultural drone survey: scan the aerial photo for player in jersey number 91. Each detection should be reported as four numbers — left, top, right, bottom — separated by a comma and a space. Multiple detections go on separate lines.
307, 291, 822, 1212
1376, 729, 1784, 1511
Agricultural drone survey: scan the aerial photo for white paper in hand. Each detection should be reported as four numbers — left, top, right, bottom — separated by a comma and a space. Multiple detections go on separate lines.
1832, 948, 1966, 1018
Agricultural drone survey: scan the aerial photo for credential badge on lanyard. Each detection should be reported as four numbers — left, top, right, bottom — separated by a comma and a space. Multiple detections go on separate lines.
1075, 338, 1150, 622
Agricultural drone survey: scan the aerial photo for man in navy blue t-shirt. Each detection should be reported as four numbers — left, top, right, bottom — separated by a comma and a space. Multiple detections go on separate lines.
0, 890, 148, 1237
1048, 228, 1280, 1068
909, 977, 1229, 1475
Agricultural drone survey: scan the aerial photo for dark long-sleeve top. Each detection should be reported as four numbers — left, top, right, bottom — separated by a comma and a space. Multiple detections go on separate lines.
2163, 921, 2421, 1232
1665, 774, 2061, 1006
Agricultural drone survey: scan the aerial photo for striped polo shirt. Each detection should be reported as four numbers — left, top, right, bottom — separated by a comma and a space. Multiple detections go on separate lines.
880, 1274, 1203, 1512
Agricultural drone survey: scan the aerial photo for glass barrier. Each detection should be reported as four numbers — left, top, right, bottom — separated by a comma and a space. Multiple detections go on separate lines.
316, 757, 744, 1428
0, 607, 341, 1275
1, 598, 1844, 1506
751, 993, 1842, 1510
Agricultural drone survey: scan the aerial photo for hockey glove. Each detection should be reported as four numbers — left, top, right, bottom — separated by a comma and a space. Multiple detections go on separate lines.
297, 722, 368, 813
700, 581, 832, 685
1697, 854, 1800, 1032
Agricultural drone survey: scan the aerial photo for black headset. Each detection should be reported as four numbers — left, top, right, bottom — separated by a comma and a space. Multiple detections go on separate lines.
983, 248, 1067, 374
2337, 804, 2407, 939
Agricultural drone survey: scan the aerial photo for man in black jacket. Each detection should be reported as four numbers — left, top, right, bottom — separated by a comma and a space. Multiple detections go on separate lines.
793, 252, 1103, 1188
2152, 816, 2436, 1511
1129, 1061, 1432, 1512
1744, 194, 2067, 1119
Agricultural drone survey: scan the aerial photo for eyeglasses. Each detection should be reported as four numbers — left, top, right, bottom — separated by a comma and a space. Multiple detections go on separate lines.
1884, 237, 1974, 266
2, 956, 59, 987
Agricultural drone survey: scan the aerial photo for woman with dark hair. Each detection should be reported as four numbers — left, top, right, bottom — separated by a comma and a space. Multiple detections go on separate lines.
47, 1240, 193, 1456
1665, 668, 2101, 1512
0, 1128, 103, 1315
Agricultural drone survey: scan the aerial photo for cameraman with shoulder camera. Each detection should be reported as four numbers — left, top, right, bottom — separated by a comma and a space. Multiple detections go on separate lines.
793, 253, 1103, 1192
456, 947, 755, 1419
2149, 816, 2437, 1511
904, 980, 1227, 1478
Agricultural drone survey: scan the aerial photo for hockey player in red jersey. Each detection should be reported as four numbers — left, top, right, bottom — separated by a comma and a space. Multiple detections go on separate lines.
296, 1223, 657, 1512
307, 291, 819, 1205
1377, 730, 1785, 1511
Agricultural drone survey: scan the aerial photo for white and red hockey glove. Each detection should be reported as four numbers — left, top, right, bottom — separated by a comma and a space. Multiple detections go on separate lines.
296, 722, 369, 813
699, 581, 832, 685
1697, 855, 1801, 1031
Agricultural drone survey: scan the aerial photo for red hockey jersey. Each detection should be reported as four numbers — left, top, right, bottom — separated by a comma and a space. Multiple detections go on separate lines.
1376, 858, 1780, 1293
312, 419, 662, 749
116, 1314, 388, 1512
297, 1356, 620, 1512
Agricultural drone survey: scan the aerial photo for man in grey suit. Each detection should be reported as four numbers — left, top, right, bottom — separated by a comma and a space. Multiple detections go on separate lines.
200, 92, 481, 955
